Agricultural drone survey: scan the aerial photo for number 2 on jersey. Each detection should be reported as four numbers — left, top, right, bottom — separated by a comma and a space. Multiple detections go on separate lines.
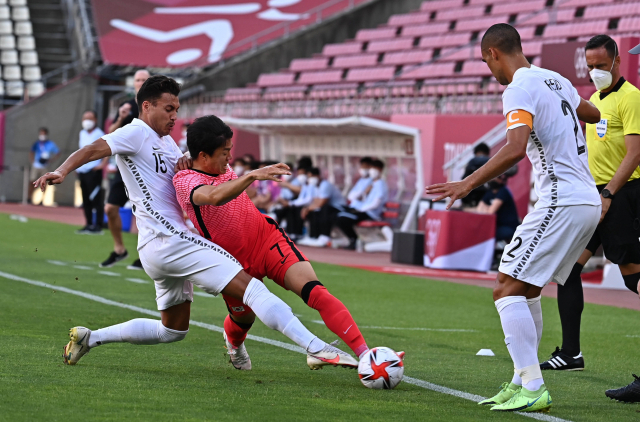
153, 153, 167, 173
561, 100, 586, 155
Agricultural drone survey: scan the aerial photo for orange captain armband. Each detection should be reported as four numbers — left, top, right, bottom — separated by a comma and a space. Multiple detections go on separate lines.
506, 109, 533, 130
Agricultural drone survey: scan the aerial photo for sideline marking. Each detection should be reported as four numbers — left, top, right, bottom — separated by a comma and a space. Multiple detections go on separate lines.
0, 270, 571, 422
98, 271, 120, 277
126, 278, 150, 284
311, 320, 477, 332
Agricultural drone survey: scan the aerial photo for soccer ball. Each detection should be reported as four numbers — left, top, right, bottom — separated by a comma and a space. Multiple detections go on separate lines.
358, 347, 405, 390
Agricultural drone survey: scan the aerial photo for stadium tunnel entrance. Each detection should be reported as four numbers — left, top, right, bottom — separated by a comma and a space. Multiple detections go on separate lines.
223, 116, 422, 232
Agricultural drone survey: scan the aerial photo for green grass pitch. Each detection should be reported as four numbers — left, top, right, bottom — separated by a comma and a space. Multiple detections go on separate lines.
0, 213, 639, 421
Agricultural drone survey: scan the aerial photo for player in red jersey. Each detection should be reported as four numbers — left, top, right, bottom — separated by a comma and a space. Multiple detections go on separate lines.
173, 115, 370, 370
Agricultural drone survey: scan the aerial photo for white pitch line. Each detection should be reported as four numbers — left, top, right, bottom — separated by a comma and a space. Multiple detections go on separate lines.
126, 278, 150, 284
47, 260, 67, 266
73, 265, 93, 270
311, 320, 477, 332
0, 270, 571, 422
97, 271, 120, 277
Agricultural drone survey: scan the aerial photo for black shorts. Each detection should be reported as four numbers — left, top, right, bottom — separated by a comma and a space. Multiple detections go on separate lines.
585, 178, 640, 265
107, 171, 128, 207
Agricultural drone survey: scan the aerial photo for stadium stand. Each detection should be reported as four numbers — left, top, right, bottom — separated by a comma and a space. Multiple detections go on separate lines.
182, 0, 640, 118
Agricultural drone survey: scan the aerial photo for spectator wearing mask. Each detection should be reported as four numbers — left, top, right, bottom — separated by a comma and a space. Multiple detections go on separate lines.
76, 110, 107, 235
475, 172, 519, 243
101, 69, 149, 269
347, 157, 373, 208
274, 164, 303, 225
285, 168, 316, 239
177, 122, 190, 153
29, 127, 59, 203
336, 160, 388, 250
461, 143, 490, 208
252, 161, 282, 212
299, 168, 346, 247
232, 158, 247, 176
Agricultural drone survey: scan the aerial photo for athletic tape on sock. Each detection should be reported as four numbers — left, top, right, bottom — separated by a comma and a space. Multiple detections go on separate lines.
517, 363, 543, 384
526, 295, 541, 306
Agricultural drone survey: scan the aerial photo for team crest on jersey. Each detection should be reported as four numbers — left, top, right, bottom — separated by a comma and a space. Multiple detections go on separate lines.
596, 119, 608, 138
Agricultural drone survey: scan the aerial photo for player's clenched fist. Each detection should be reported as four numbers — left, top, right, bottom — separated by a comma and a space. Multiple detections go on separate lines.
250, 163, 291, 182
34, 170, 65, 192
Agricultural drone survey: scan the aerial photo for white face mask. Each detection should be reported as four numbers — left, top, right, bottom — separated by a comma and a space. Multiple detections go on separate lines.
308, 177, 319, 187
82, 119, 95, 131
369, 168, 381, 179
589, 45, 617, 91
233, 165, 244, 176
38, 134, 47, 141
359, 168, 369, 178
296, 174, 307, 184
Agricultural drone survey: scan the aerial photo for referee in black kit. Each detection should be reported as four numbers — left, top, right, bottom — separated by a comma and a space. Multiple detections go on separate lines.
540, 35, 640, 402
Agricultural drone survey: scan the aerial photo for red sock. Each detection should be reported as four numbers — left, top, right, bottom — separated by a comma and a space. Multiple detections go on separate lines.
307, 284, 368, 357
224, 314, 252, 348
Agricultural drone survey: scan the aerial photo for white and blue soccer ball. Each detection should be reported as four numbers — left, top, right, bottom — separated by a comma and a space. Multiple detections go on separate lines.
358, 347, 405, 390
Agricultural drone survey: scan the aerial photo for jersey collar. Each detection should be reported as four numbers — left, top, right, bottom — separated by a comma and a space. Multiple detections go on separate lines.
600, 77, 626, 100
191, 168, 219, 177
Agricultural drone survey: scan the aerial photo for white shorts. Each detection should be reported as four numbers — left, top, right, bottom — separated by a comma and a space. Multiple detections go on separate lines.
139, 232, 243, 310
498, 204, 600, 287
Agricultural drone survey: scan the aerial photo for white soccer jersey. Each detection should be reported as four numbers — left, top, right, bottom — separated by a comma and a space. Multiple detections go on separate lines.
503, 65, 600, 209
102, 118, 189, 249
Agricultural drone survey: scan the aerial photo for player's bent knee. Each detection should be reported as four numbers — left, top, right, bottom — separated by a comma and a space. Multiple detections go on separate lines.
159, 324, 188, 343
301, 280, 324, 304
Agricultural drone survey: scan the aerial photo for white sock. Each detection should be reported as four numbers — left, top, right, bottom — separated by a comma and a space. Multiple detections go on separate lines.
495, 296, 544, 392
243, 278, 325, 352
88, 319, 188, 347
527, 295, 543, 352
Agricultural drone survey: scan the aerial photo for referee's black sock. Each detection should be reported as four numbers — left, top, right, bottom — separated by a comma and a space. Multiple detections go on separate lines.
622, 272, 640, 294
557, 262, 584, 357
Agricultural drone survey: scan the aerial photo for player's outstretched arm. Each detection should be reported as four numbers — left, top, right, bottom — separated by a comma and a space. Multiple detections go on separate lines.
576, 98, 601, 124
192, 163, 291, 207
33, 139, 113, 191
425, 126, 529, 209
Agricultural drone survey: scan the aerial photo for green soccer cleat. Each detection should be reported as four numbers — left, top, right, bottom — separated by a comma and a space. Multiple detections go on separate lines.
491, 384, 552, 413
478, 382, 521, 406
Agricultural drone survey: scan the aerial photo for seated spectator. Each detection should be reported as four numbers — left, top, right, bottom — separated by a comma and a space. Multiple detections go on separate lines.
252, 161, 282, 212
336, 159, 388, 250
461, 143, 490, 208
347, 157, 373, 208
475, 173, 519, 243
232, 158, 246, 176
298, 168, 346, 247
273, 162, 296, 224
29, 127, 59, 203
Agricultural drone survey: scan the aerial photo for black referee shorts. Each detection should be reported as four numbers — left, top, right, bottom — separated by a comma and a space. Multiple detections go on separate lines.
107, 170, 128, 207
585, 178, 640, 265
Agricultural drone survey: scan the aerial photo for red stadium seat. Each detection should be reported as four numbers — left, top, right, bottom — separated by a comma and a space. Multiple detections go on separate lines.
461, 60, 493, 77
420, 0, 466, 12
400, 62, 456, 79
543, 20, 609, 38
493, 0, 546, 15
333, 53, 379, 68
619, 16, 640, 33
322, 42, 362, 56
401, 22, 450, 37
289, 57, 329, 72
388, 12, 432, 26
436, 6, 486, 21
583, 2, 640, 20
347, 66, 396, 82
456, 15, 510, 32
356, 27, 398, 41
419, 33, 473, 49
308, 83, 359, 100
383, 49, 432, 65
263, 86, 306, 101
298, 70, 343, 85
257, 73, 295, 87
367, 37, 414, 53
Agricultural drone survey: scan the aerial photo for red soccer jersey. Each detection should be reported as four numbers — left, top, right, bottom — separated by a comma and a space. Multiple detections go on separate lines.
173, 167, 273, 269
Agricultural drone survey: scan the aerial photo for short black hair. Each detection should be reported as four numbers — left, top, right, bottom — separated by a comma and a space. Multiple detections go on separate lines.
474, 142, 490, 155
360, 156, 373, 165
187, 115, 233, 159
83, 109, 97, 118
297, 156, 312, 171
585, 34, 618, 59
308, 167, 321, 177
136, 75, 181, 107
232, 158, 246, 166
38, 127, 48, 134
371, 159, 385, 170
481, 23, 522, 55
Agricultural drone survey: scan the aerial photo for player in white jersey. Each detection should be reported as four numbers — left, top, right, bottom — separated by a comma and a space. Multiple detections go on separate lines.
426, 24, 602, 413
34, 75, 358, 370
